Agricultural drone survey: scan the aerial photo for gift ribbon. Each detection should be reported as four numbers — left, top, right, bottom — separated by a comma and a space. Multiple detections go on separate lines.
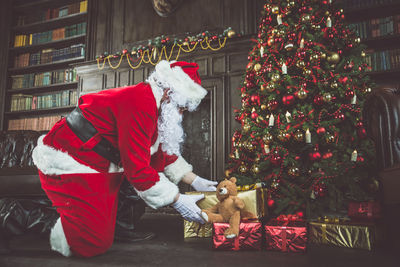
281, 226, 287, 252
321, 224, 327, 244
233, 236, 240, 251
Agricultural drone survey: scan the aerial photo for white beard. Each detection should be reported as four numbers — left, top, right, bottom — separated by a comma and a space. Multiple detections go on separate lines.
158, 100, 185, 156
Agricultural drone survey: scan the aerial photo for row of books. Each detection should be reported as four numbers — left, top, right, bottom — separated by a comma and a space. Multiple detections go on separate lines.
11, 68, 77, 89
349, 15, 400, 40
10, 90, 78, 112
365, 49, 400, 72
13, 22, 86, 47
342, 0, 397, 8
15, 0, 88, 26
7, 115, 65, 131
13, 44, 85, 68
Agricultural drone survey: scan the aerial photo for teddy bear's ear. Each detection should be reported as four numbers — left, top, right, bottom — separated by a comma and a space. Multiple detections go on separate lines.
229, 177, 237, 184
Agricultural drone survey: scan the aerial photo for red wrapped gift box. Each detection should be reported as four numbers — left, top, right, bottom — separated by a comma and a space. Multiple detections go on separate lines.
348, 201, 381, 220
213, 221, 262, 251
265, 215, 307, 253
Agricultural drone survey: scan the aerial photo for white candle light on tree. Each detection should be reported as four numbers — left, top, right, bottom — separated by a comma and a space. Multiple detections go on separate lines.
282, 63, 287, 74
351, 150, 358, 162
300, 38, 304, 49
327, 17, 332, 28
277, 14, 282, 25
264, 144, 270, 154
269, 114, 275, 127
305, 128, 311, 143
285, 111, 291, 123
351, 94, 357, 105
260, 46, 264, 57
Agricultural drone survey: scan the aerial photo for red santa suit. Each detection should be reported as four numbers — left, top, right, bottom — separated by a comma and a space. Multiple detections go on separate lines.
32, 61, 207, 257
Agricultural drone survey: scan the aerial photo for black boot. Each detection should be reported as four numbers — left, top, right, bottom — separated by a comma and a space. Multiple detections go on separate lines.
114, 180, 155, 242
0, 198, 59, 254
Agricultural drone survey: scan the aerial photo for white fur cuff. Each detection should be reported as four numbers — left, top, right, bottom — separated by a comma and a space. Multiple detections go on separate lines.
136, 173, 179, 209
32, 135, 98, 175
164, 156, 193, 184
50, 218, 72, 257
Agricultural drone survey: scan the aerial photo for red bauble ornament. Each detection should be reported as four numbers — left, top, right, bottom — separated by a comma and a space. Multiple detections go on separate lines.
282, 95, 295, 105
122, 49, 128, 54
251, 95, 260, 104
316, 127, 326, 135
270, 154, 282, 166
296, 211, 304, 218
356, 121, 363, 128
267, 199, 275, 207
309, 151, 321, 161
314, 95, 324, 105
357, 156, 365, 162
251, 112, 259, 119
357, 127, 367, 139
322, 151, 333, 159
345, 90, 355, 99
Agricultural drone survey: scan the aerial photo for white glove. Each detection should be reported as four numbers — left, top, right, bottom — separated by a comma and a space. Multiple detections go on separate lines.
191, 176, 218, 192
172, 194, 205, 223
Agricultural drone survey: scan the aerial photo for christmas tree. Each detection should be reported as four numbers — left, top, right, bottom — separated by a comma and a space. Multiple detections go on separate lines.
227, 0, 377, 218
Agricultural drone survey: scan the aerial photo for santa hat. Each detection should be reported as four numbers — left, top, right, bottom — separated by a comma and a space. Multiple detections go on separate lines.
148, 60, 208, 110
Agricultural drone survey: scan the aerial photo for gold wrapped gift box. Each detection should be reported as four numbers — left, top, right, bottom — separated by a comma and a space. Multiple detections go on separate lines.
309, 220, 376, 250
184, 187, 268, 238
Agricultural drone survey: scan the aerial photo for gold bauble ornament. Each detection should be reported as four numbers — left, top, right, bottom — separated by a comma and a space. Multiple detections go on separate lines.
331, 82, 338, 89
271, 6, 279, 14
253, 63, 262, 72
365, 87, 372, 93
310, 54, 319, 61
271, 73, 281, 82
256, 116, 264, 123
288, 167, 300, 177
261, 84, 266, 92
326, 133, 335, 143
239, 164, 248, 173
182, 41, 189, 46
246, 142, 255, 151
361, 51, 366, 57
277, 130, 290, 142
225, 169, 232, 177
243, 124, 251, 133
322, 92, 332, 102
320, 53, 327, 60
325, 11, 330, 16
302, 14, 311, 22
294, 130, 304, 141
296, 60, 305, 68
227, 29, 236, 38
297, 89, 308, 100
251, 164, 260, 174
229, 153, 235, 159
303, 69, 312, 75
266, 83, 275, 92
355, 37, 361, 44
263, 133, 273, 144
328, 53, 340, 64
261, 104, 267, 110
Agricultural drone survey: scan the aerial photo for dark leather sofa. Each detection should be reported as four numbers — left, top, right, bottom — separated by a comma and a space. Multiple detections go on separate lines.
364, 86, 400, 251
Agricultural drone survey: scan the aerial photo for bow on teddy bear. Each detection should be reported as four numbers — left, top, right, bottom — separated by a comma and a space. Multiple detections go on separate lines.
200, 177, 257, 238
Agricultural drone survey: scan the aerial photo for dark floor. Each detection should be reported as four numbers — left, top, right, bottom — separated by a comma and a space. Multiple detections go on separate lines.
1, 212, 399, 267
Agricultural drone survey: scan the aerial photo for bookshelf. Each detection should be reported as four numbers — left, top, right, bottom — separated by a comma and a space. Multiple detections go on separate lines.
344, 0, 400, 84
3, 0, 88, 131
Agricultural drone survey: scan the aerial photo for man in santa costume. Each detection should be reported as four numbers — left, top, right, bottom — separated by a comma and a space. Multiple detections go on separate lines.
27, 60, 217, 257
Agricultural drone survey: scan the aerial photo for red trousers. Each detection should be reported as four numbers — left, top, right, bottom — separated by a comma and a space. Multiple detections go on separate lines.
39, 170, 123, 257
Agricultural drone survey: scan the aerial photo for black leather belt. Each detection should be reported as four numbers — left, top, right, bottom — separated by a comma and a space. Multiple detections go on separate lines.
66, 107, 121, 165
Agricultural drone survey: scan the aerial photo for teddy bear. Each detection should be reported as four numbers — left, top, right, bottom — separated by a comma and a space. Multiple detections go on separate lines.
200, 177, 256, 238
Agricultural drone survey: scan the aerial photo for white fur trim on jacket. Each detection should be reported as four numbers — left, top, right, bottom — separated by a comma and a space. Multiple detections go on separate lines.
147, 60, 207, 110
150, 135, 160, 155
32, 136, 98, 175
136, 173, 179, 209
164, 156, 193, 184
50, 218, 72, 257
